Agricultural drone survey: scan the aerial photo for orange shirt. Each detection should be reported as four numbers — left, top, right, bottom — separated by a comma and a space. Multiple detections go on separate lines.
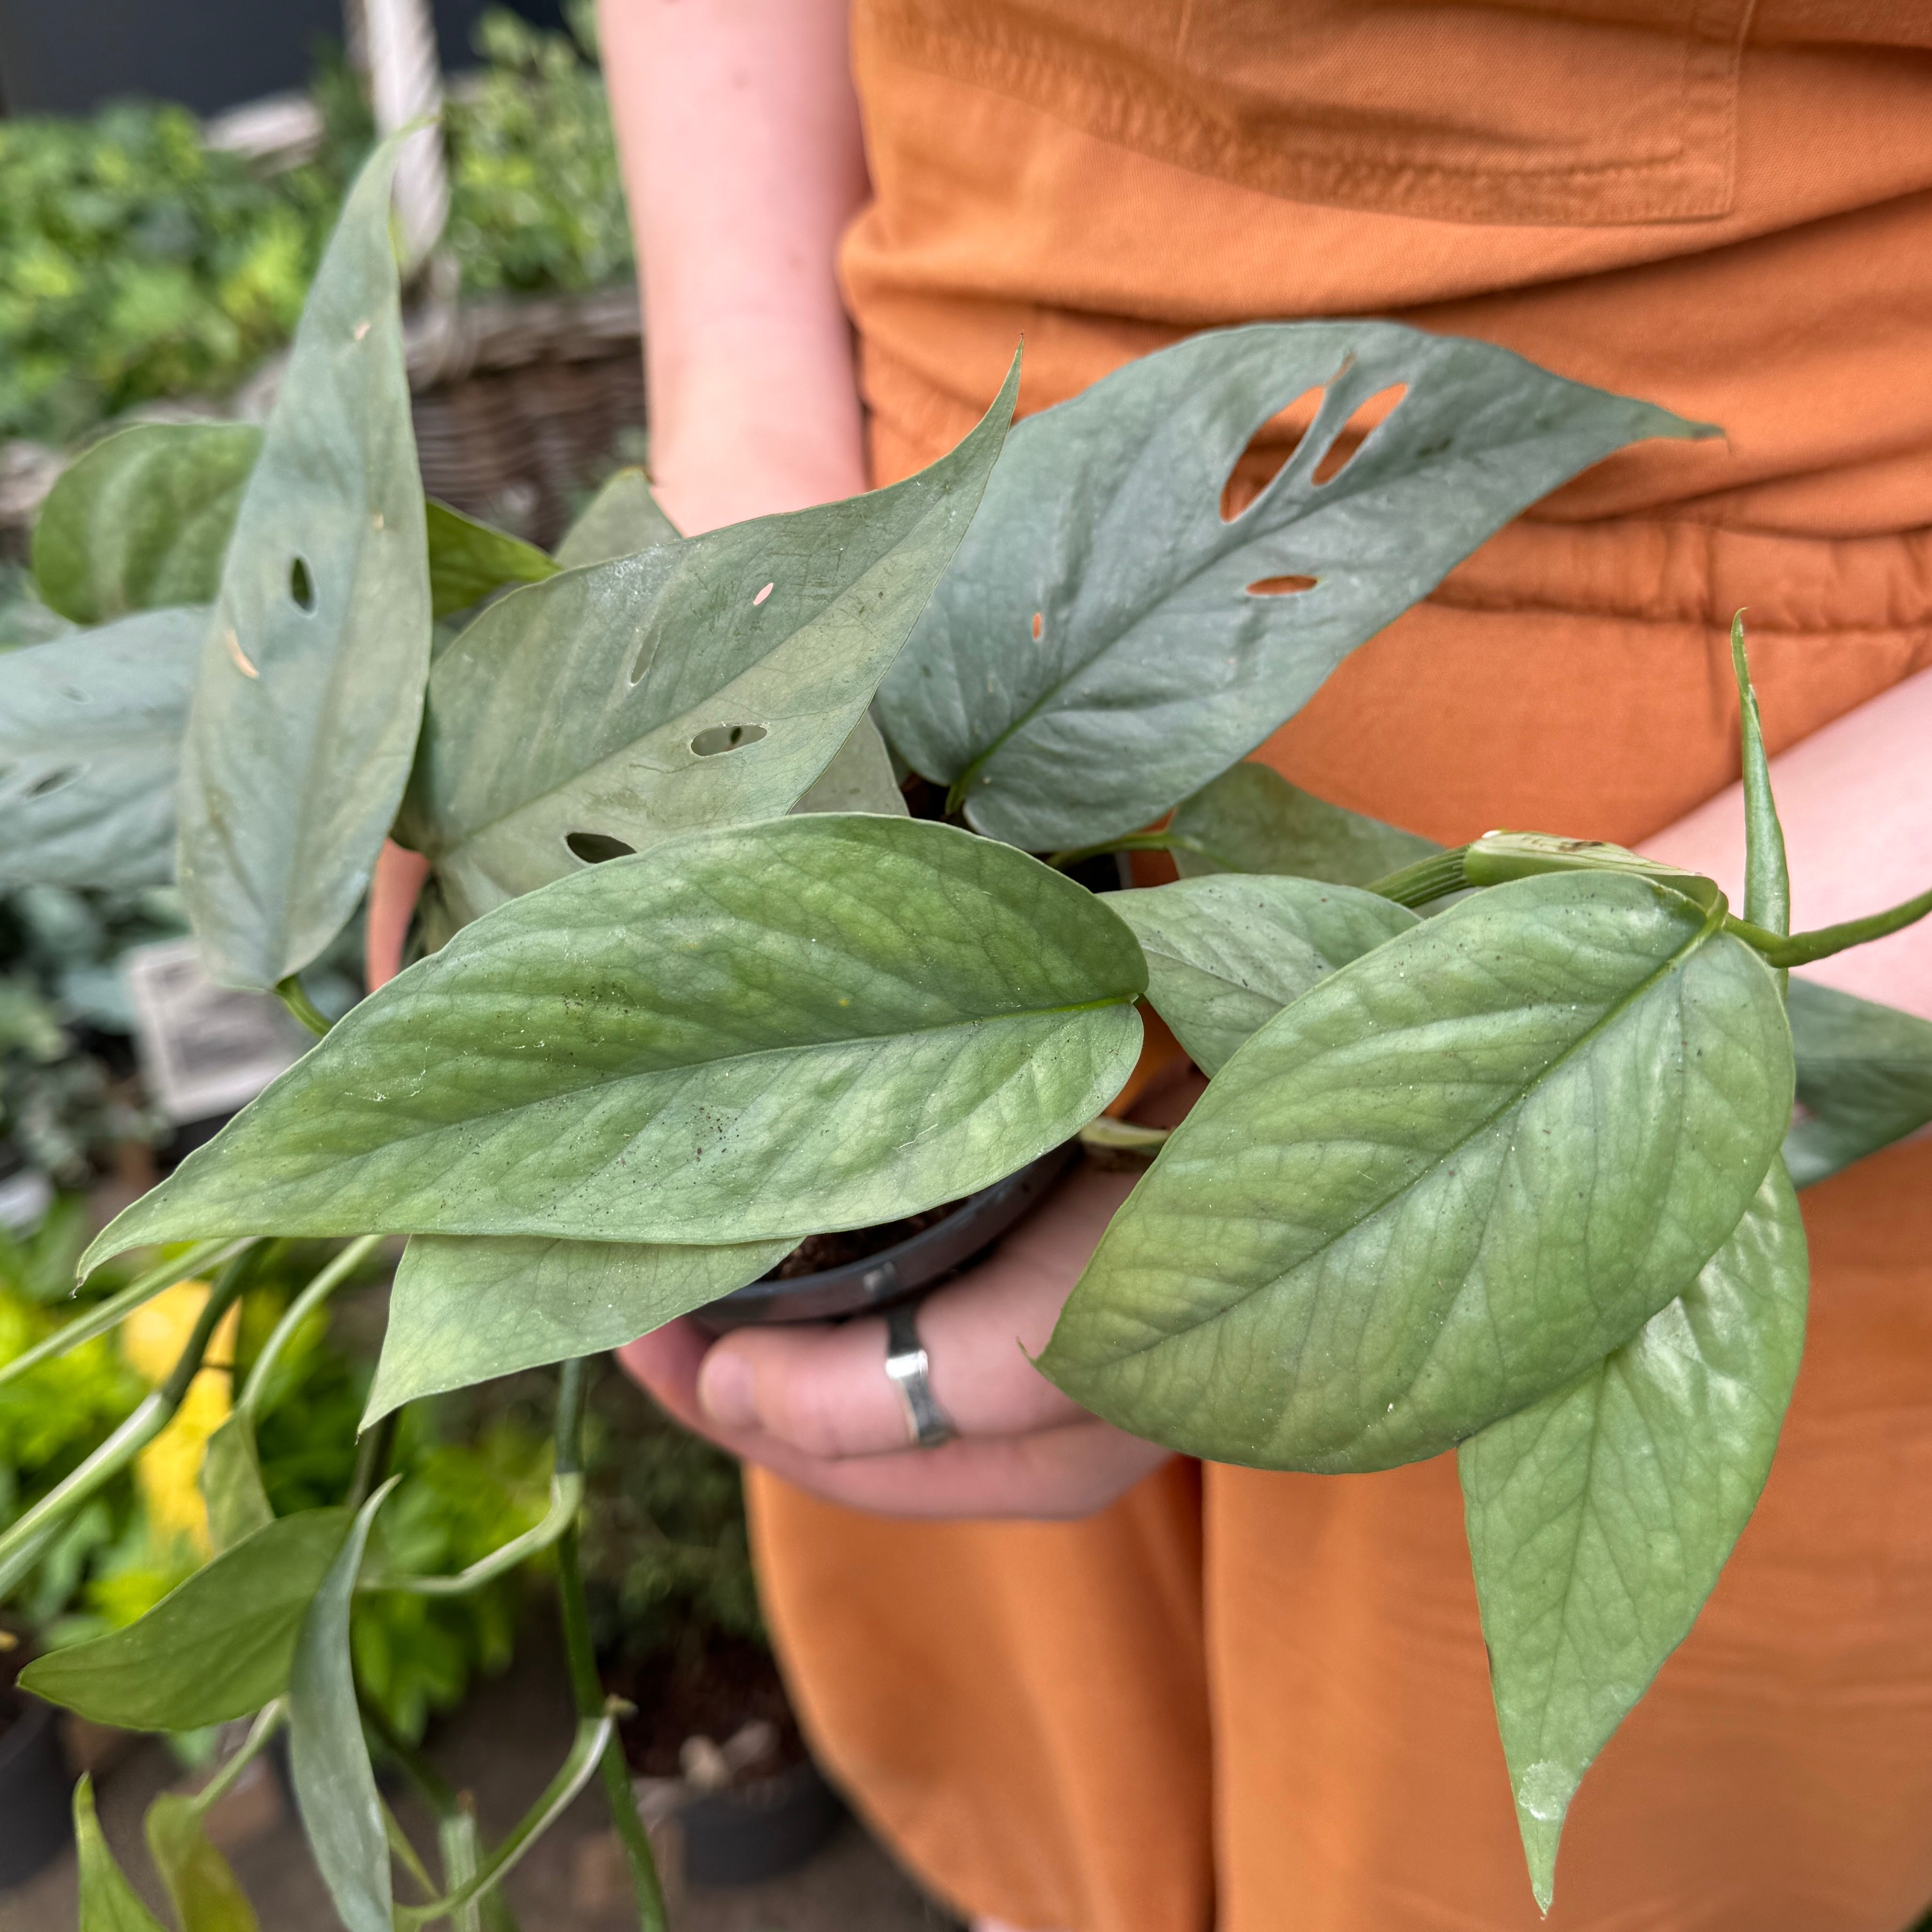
747, 10, 1932, 1931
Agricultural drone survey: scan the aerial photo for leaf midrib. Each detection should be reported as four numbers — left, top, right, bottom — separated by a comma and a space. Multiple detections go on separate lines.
274, 990, 1137, 1167
1085, 899, 1720, 1375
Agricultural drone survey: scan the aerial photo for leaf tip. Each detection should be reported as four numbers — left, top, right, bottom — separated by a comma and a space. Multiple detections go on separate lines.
1513, 1759, 1576, 1915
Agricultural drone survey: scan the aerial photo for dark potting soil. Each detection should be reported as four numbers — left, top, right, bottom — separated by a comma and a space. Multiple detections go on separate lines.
764, 1200, 967, 1280
604, 1636, 806, 1782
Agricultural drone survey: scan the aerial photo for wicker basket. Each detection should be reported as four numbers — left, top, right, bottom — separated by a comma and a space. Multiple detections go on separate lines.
401, 283, 646, 547
1, 282, 646, 560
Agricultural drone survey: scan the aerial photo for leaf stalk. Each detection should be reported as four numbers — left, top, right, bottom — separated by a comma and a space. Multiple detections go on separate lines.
274, 974, 334, 1037
553, 1357, 668, 1931
0, 1237, 253, 1394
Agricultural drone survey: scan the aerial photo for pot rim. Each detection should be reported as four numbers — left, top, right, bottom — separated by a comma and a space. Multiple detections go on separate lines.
695, 1141, 1078, 1329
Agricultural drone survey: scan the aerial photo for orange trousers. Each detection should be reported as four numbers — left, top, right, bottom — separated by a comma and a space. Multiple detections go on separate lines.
752, 1141, 1932, 1930
742, 4, 1932, 1924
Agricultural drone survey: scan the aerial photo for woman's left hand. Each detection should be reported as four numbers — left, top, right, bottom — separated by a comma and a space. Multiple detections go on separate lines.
618, 1159, 1176, 1521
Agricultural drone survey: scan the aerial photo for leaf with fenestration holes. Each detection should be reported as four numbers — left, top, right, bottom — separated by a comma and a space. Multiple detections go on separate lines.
0, 607, 205, 891
403, 359, 1016, 927
1460, 1160, 1806, 1911
174, 134, 431, 990
1041, 872, 1792, 1471
81, 816, 1145, 1267
878, 322, 1704, 852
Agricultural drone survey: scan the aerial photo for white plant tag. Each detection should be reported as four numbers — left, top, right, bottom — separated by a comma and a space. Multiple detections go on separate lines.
123, 938, 309, 1124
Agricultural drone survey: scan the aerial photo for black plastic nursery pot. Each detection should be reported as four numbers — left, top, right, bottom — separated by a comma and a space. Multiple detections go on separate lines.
0, 1689, 74, 1890
695, 1141, 1079, 1331
678, 1760, 846, 1886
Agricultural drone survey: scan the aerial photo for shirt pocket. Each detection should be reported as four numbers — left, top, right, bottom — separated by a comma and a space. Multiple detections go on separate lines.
870, 0, 1758, 226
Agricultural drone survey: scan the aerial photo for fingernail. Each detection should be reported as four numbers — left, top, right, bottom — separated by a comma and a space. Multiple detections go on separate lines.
698, 1349, 757, 1430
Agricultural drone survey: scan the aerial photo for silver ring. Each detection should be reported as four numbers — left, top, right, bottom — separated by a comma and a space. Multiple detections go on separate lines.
883, 1301, 954, 1448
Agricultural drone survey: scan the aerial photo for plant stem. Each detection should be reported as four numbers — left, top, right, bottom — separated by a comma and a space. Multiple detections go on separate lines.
348, 1408, 398, 1511
1045, 831, 1217, 872
1366, 848, 1473, 907
1727, 885, 1932, 969
273, 974, 333, 1037
0, 1237, 254, 1394
193, 1701, 285, 1817
1078, 1117, 1172, 1157
0, 1259, 250, 1589
365, 1473, 585, 1597
553, 1357, 668, 1932
237, 1234, 384, 1418
393, 1714, 615, 1927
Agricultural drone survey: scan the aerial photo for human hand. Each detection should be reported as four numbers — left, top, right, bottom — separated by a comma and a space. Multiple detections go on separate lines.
617, 1152, 1184, 1522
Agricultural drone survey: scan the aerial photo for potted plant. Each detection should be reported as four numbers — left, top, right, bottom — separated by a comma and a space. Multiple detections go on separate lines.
2, 134, 1930, 1928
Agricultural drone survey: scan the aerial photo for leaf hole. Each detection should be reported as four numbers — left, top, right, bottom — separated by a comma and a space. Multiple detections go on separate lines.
1311, 384, 1409, 486
690, 723, 768, 757
26, 766, 80, 799
1031, 611, 1045, 641
1246, 575, 1318, 598
289, 557, 317, 612
753, 582, 775, 606
566, 831, 636, 864
1219, 385, 1328, 521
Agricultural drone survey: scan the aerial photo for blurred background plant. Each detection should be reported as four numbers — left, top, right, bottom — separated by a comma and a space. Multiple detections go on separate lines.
0, 3, 628, 450
0, 1223, 765, 1753
0, 887, 179, 1195
0, 1232, 557, 1746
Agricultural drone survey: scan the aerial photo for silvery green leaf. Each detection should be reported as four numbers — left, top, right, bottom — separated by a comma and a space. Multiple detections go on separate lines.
175, 134, 431, 990
82, 815, 1144, 1267
1461, 1160, 1806, 1911
424, 499, 559, 618
878, 322, 1703, 851
288, 1481, 397, 1932
75, 1777, 166, 1932
791, 710, 908, 817
554, 465, 679, 569
0, 566, 73, 650
408, 359, 1016, 927
145, 1792, 260, 1932
34, 422, 260, 625
365, 1232, 792, 1421
1041, 872, 1793, 1471
0, 607, 204, 891
1784, 976, 1932, 1187
1169, 761, 1438, 886
1109, 874, 1417, 1074
200, 1411, 274, 1553
21, 1507, 351, 1728
1730, 615, 1791, 938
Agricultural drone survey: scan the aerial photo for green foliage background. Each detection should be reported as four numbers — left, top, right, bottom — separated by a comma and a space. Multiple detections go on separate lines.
0, 5, 630, 448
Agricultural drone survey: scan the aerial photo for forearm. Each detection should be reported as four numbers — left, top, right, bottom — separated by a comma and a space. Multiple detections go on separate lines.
1642, 666, 1932, 1019
599, 0, 870, 533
